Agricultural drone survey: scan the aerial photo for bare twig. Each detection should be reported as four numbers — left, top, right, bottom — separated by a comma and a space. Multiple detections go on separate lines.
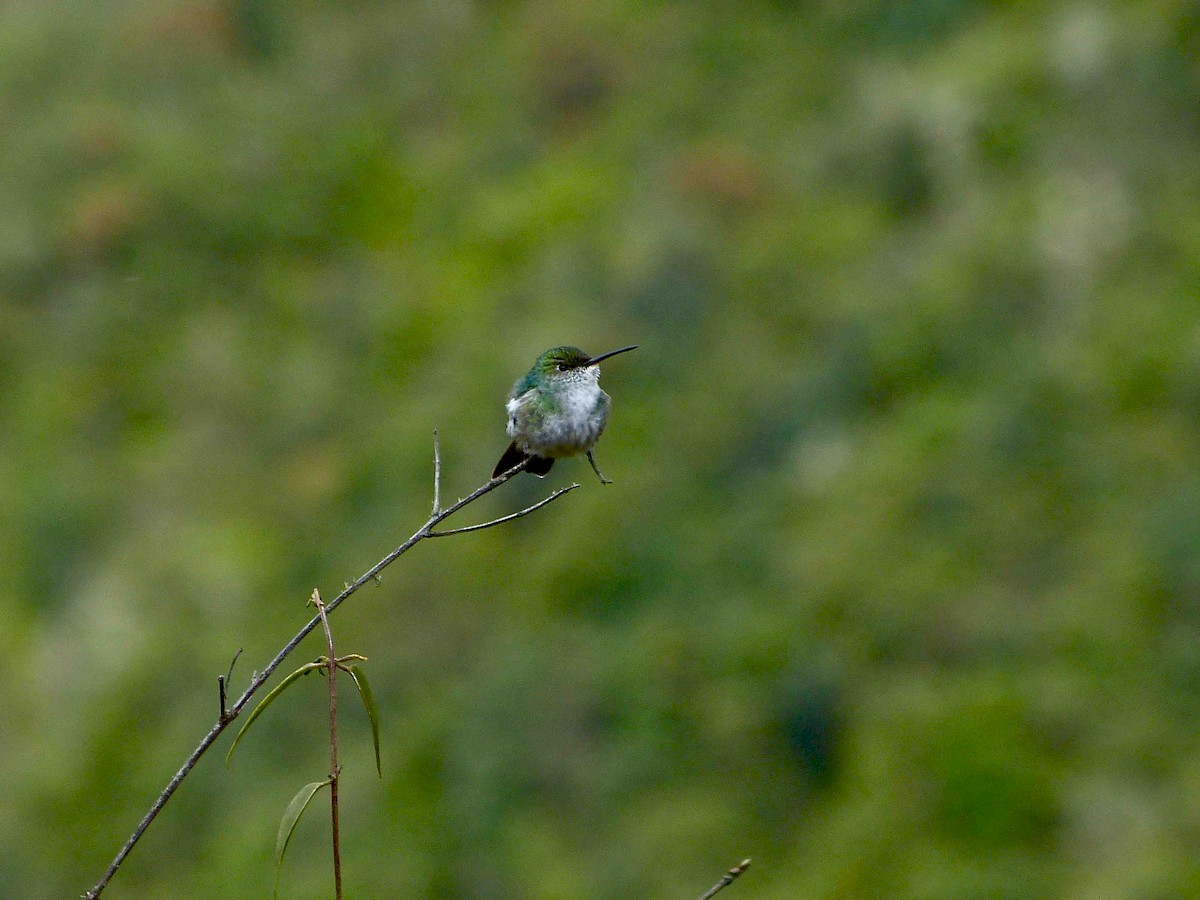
84, 448, 548, 899
432, 429, 441, 516
428, 483, 580, 537
310, 590, 342, 900
217, 649, 243, 723
698, 859, 751, 900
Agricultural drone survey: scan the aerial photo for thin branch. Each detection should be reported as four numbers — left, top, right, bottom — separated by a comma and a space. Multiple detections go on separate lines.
431, 429, 441, 516
84, 448, 548, 899
698, 859, 751, 900
311, 590, 342, 900
428, 483, 580, 537
217, 649, 243, 723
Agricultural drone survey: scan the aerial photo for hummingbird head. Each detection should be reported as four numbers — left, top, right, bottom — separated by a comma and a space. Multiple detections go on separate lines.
530, 344, 637, 384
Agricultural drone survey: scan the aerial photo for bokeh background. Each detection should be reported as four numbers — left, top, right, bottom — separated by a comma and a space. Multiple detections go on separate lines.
4, 1, 1200, 897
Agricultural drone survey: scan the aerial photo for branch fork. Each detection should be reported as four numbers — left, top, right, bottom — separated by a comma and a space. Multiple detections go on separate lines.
84, 433, 577, 899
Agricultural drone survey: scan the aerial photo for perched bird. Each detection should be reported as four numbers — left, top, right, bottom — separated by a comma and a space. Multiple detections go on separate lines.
493, 345, 637, 483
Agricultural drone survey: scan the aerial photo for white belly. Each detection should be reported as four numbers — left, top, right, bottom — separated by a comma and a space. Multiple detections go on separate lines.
508, 382, 610, 458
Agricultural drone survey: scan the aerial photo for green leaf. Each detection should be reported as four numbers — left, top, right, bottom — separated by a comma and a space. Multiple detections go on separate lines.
274, 780, 329, 900
225, 660, 326, 767
345, 664, 382, 777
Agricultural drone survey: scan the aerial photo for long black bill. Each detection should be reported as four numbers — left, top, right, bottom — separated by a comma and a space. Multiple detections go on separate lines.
585, 345, 638, 366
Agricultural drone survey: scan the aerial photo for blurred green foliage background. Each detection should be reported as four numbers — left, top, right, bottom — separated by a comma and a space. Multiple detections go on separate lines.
4, 0, 1200, 897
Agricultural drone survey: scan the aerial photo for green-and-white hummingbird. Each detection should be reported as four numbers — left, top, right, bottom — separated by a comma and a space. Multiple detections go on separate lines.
492, 344, 638, 483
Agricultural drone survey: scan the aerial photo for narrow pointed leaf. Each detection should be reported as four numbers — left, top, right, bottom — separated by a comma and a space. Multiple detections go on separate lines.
273, 780, 329, 900
225, 660, 325, 766
346, 664, 382, 777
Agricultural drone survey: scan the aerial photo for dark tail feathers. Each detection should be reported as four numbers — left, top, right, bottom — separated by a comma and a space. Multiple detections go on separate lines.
493, 442, 554, 478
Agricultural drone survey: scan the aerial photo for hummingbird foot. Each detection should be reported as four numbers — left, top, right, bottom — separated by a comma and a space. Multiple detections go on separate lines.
587, 450, 612, 485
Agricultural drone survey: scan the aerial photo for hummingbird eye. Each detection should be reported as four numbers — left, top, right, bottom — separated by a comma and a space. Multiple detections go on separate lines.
555, 363, 566, 371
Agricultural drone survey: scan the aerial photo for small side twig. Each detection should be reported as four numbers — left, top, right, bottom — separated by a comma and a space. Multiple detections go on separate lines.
428, 483, 580, 537
310, 590, 342, 900
698, 859, 751, 900
431, 429, 441, 516
217, 649, 243, 723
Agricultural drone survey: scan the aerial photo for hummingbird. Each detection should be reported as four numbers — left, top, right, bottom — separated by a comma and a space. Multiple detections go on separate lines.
492, 344, 638, 483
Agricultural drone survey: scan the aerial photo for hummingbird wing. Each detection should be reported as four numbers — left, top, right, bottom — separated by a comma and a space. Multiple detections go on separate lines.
497, 387, 555, 478
506, 388, 542, 438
